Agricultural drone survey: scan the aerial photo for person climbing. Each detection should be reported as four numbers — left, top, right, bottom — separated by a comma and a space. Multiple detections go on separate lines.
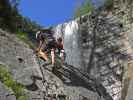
56, 37, 65, 64
36, 27, 56, 66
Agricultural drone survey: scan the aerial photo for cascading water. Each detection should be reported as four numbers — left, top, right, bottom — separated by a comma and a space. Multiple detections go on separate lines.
54, 20, 83, 69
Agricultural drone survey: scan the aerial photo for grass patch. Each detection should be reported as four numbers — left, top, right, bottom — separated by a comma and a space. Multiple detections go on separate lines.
16, 31, 36, 49
0, 64, 28, 100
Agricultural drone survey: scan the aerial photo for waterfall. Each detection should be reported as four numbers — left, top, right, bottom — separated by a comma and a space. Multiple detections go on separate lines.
54, 20, 82, 69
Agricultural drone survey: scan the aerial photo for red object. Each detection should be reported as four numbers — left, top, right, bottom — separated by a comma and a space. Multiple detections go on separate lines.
57, 42, 63, 49
56, 37, 64, 49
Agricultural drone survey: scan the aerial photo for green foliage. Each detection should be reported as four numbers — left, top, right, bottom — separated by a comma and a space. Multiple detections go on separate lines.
18, 96, 27, 100
16, 31, 36, 49
16, 31, 28, 40
0, 0, 41, 49
74, 0, 94, 18
0, 64, 28, 100
10, 0, 21, 8
0, 0, 41, 33
0, 0, 15, 31
104, 0, 113, 10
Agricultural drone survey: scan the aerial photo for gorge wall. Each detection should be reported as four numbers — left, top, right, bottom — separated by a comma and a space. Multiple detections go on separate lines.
0, 0, 133, 100
54, 6, 133, 100
0, 26, 101, 100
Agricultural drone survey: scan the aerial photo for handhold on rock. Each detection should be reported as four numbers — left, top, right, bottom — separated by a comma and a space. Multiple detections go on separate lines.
119, 23, 123, 28
17, 57, 24, 63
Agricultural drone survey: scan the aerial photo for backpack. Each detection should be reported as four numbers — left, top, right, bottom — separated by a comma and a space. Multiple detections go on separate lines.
36, 30, 55, 43
36, 31, 41, 40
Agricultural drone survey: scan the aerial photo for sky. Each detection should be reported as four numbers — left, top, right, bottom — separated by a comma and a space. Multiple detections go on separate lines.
19, 0, 103, 27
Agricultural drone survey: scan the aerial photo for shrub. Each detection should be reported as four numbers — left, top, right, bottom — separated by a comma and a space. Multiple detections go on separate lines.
74, 0, 94, 18
16, 31, 36, 49
0, 64, 28, 100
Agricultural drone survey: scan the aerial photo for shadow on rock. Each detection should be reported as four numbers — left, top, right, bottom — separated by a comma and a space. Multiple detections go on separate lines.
51, 63, 113, 100
24, 75, 43, 91
25, 83, 39, 91
52, 64, 95, 92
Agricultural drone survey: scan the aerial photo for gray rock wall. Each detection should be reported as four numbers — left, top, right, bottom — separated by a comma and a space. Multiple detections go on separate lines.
0, 29, 42, 86
0, 29, 101, 100
111, 0, 133, 100
54, 9, 133, 100
0, 1, 133, 99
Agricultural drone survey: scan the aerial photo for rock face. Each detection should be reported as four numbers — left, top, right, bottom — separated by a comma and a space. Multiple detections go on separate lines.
0, 1, 133, 100
0, 29, 42, 86
0, 29, 101, 100
111, 0, 133, 100
54, 8, 133, 100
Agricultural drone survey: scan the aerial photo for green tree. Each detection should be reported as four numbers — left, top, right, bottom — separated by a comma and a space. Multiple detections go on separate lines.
10, 0, 21, 9
0, 0, 13, 31
74, 0, 94, 18
0, 0, 40, 32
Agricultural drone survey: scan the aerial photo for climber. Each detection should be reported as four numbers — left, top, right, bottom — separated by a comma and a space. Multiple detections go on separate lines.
36, 27, 56, 66
56, 37, 65, 64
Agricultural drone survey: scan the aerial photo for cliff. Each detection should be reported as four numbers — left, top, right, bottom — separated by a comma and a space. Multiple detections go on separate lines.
0, 29, 100, 100
0, 0, 133, 100
54, 8, 132, 100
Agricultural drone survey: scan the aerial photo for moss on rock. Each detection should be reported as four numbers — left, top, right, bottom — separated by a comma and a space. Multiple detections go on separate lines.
0, 64, 28, 100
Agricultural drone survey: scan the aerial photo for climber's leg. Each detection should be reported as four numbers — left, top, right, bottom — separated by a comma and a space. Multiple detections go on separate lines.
51, 48, 55, 65
38, 49, 49, 61
60, 49, 65, 64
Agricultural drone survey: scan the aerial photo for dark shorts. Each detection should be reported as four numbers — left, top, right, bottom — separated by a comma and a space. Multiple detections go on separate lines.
43, 40, 56, 52
36, 33, 46, 42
